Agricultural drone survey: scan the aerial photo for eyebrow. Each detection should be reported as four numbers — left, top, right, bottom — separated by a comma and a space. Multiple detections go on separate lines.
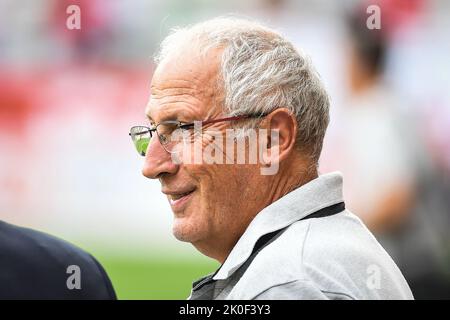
145, 113, 154, 123
145, 113, 192, 125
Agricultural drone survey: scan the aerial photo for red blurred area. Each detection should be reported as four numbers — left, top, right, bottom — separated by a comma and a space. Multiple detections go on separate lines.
0, 64, 152, 141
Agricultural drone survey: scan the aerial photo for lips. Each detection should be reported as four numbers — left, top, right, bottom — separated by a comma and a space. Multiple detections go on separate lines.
168, 191, 194, 201
163, 187, 196, 211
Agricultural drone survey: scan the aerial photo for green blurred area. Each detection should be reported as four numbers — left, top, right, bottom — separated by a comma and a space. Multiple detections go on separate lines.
94, 253, 218, 300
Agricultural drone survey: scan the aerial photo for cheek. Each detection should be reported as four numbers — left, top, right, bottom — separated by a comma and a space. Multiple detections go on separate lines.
183, 159, 246, 218
200, 166, 241, 211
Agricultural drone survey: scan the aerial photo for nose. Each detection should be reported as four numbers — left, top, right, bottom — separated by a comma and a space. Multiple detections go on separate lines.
142, 136, 179, 179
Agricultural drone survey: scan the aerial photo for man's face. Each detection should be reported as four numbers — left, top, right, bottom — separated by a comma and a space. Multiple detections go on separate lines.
142, 46, 263, 252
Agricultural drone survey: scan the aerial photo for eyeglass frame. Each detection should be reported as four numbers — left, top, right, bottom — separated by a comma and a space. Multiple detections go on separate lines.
129, 113, 268, 156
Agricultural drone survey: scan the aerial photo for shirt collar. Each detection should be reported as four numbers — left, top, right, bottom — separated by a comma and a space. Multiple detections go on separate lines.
213, 171, 344, 280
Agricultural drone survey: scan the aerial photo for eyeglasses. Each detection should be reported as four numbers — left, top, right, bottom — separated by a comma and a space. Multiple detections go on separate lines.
129, 113, 267, 156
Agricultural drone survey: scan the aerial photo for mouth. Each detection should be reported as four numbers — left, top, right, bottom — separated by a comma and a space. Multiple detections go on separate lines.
165, 188, 196, 211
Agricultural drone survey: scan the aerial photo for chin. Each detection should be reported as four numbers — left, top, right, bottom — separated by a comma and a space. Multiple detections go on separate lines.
172, 216, 205, 243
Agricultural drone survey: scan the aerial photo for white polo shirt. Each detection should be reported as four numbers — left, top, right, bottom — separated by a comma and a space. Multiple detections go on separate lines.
189, 172, 414, 300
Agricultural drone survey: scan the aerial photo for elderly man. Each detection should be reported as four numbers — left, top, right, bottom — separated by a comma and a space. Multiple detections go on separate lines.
129, 17, 413, 300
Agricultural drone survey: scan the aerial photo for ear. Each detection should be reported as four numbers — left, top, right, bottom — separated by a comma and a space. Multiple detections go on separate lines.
260, 108, 297, 165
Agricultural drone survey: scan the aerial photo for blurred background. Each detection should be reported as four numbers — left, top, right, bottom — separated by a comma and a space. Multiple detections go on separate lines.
1, 0, 449, 299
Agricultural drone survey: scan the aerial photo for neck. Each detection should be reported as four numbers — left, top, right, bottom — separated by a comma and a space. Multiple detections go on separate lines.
266, 159, 318, 207
193, 161, 318, 264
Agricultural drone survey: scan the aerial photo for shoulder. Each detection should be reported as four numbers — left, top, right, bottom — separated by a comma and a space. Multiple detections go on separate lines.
298, 210, 413, 299
0, 220, 116, 299
229, 210, 413, 299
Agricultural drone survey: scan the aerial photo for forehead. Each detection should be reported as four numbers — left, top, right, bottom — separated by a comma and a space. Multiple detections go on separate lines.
145, 46, 223, 122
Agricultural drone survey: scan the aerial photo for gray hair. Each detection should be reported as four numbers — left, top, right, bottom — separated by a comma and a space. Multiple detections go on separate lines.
154, 16, 330, 165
